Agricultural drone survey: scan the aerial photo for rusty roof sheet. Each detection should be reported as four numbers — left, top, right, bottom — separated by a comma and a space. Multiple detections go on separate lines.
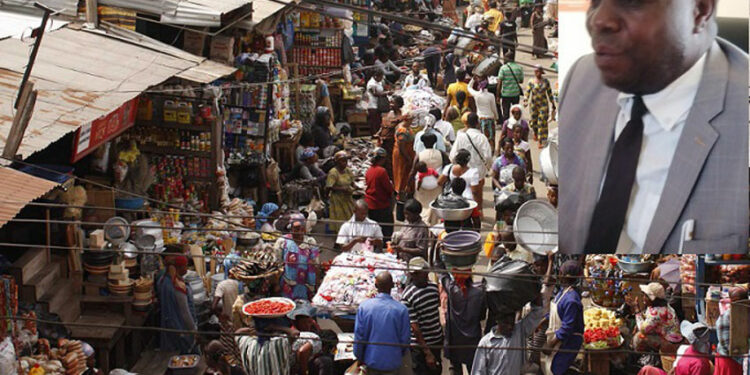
0, 26, 233, 163
0, 167, 58, 228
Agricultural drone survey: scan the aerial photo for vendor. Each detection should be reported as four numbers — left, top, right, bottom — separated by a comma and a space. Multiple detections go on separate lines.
287, 301, 323, 375
631, 282, 683, 363
274, 213, 320, 301
325, 151, 356, 234
158, 255, 199, 354
312, 107, 334, 156
296, 131, 315, 165
402, 61, 430, 90
213, 261, 242, 324
256, 203, 281, 232
336, 199, 385, 252
391, 199, 431, 262
541, 260, 584, 375
81, 342, 103, 375
295, 147, 326, 184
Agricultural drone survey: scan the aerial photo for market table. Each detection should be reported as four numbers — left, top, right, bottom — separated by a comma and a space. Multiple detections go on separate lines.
585, 350, 610, 374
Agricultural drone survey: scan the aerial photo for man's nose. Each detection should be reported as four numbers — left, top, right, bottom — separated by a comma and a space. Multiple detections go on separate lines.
587, 0, 623, 35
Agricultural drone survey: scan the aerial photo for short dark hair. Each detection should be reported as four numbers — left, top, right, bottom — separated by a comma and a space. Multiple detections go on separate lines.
500, 137, 514, 149
429, 108, 442, 120
451, 177, 466, 195
505, 51, 515, 62
467, 112, 479, 127
421, 132, 438, 148
416, 161, 428, 173
391, 95, 404, 108
454, 149, 471, 166
319, 329, 339, 353
404, 199, 422, 214
456, 69, 467, 81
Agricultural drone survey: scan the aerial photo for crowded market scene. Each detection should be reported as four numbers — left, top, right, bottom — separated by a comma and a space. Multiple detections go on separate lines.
0, 0, 748, 374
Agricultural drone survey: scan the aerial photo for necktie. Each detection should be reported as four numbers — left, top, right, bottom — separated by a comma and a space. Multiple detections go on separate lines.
584, 96, 648, 253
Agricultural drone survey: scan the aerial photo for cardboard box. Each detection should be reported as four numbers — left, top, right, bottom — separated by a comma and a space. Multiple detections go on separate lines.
210, 35, 235, 64
89, 230, 105, 248
85, 188, 115, 224
183, 30, 207, 56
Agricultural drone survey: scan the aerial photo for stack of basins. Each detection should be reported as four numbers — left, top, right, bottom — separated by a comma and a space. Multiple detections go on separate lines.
83, 249, 114, 285
440, 231, 482, 269
133, 277, 154, 311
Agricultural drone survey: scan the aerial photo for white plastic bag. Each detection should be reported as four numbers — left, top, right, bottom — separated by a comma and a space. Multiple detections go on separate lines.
0, 336, 18, 375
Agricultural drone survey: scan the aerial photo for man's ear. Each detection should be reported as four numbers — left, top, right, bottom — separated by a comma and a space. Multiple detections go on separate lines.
693, 0, 717, 33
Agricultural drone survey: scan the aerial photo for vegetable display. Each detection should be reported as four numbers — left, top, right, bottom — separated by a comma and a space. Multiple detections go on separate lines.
243, 298, 295, 316
583, 308, 623, 350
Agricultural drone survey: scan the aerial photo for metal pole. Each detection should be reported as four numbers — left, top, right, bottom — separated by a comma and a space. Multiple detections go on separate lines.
15, 2, 53, 109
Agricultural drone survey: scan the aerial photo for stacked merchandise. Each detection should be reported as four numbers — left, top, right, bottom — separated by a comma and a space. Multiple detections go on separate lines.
680, 255, 697, 294
133, 277, 154, 312
53, 339, 87, 375
585, 256, 627, 308
0, 276, 17, 337
312, 252, 406, 312
108, 261, 133, 296
292, 12, 345, 77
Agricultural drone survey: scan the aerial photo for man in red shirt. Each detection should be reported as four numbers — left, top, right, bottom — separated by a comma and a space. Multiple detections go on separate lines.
674, 321, 713, 375
366, 147, 395, 240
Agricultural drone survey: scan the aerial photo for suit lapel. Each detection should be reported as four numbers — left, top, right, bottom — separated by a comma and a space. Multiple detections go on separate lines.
579, 89, 619, 235
643, 42, 727, 253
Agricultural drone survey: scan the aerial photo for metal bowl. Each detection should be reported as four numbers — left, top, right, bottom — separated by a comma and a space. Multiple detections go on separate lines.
513, 200, 558, 255
540, 142, 558, 185
617, 260, 654, 274
430, 200, 478, 221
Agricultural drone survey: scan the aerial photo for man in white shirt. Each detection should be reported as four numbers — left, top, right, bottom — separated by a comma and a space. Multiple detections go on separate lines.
430, 108, 456, 146
558, 0, 748, 254
366, 70, 387, 135
450, 112, 492, 206
336, 200, 385, 253
467, 77, 500, 154
464, 5, 484, 31
402, 62, 430, 90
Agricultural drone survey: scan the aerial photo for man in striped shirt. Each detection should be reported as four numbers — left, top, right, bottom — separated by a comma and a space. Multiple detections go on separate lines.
496, 51, 525, 122
402, 257, 444, 375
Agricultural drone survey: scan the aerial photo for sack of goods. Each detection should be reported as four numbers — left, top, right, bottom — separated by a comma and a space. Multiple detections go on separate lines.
485, 257, 541, 315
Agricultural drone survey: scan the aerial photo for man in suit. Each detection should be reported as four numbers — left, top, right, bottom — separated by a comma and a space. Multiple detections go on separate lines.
558, 0, 748, 254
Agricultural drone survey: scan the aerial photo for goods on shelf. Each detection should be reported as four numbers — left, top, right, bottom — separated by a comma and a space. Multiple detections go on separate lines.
719, 264, 750, 284
295, 10, 343, 29
149, 155, 211, 179
312, 252, 406, 312
584, 308, 623, 350
680, 255, 696, 294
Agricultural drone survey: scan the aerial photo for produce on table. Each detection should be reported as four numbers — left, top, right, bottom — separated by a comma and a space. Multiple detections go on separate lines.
312, 252, 406, 312
243, 299, 295, 315
584, 308, 623, 350
585, 256, 626, 308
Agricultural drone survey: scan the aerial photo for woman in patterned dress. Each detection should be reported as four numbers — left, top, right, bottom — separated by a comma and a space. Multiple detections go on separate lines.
393, 115, 417, 197
524, 66, 556, 148
273, 213, 320, 301
325, 151, 355, 233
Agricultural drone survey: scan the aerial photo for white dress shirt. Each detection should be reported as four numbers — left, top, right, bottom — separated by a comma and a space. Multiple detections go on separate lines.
434, 119, 456, 143
366, 77, 384, 109
467, 80, 500, 120
336, 215, 384, 252
606, 53, 707, 253
402, 73, 430, 90
450, 128, 493, 178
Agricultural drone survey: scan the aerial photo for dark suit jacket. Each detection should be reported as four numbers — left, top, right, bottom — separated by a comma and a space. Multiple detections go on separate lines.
558, 38, 749, 254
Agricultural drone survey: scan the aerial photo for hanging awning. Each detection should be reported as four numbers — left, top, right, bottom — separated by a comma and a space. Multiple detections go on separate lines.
0, 24, 236, 163
97, 0, 252, 27
0, 0, 79, 16
0, 9, 68, 40
235, 0, 293, 34
0, 167, 58, 229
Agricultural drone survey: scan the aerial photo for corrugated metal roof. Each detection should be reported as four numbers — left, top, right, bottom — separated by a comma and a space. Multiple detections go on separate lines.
176, 59, 238, 83
0, 9, 68, 40
235, 0, 291, 32
0, 0, 79, 16
0, 167, 58, 228
98, 0, 251, 27
0, 26, 234, 162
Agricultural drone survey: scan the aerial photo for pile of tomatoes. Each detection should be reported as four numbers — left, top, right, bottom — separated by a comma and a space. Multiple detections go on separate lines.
584, 327, 621, 348
244, 299, 294, 315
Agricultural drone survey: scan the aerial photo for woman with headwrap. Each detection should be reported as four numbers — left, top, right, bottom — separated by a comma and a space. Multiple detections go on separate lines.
273, 213, 320, 300
499, 104, 529, 144
81, 342, 103, 375
393, 112, 417, 198
325, 151, 356, 233
376, 95, 405, 179
255, 203, 280, 232
158, 255, 199, 354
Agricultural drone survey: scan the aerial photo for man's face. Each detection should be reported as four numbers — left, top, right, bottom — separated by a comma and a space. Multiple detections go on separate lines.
412, 63, 420, 74
355, 205, 368, 221
512, 109, 521, 120
586, 0, 697, 94
503, 143, 514, 158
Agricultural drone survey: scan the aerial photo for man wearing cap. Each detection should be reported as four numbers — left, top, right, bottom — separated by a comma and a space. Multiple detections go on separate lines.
715, 287, 748, 374
402, 257, 443, 375
559, 0, 748, 254
541, 260, 584, 375
365, 148, 395, 239
672, 320, 713, 375
158, 255, 199, 354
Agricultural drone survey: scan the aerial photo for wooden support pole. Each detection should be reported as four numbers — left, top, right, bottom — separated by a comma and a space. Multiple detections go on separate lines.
730, 300, 749, 356
85, 0, 99, 28
3, 81, 37, 159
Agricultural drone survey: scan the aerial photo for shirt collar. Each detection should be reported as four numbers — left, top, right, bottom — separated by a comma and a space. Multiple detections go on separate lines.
616, 52, 707, 132
376, 293, 393, 300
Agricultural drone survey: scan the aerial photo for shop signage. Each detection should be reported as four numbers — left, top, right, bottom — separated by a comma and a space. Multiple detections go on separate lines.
71, 97, 139, 162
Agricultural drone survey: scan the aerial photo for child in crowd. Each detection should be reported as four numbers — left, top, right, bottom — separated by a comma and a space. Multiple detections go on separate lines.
308, 330, 339, 375
416, 161, 440, 191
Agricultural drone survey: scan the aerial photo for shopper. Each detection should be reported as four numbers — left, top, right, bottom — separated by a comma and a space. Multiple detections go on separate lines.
394, 114, 417, 197
444, 69, 472, 118
204, 340, 247, 375
531, 4, 548, 58
673, 321, 713, 375
467, 77, 500, 154
451, 112, 492, 203
499, 104, 530, 143
158, 255, 198, 354
496, 52, 524, 122
365, 148, 395, 239
402, 257, 443, 375
312, 107, 334, 154
378, 95, 405, 178
367, 70, 388, 135
410, 133, 447, 224
541, 260, 584, 375
274, 213, 320, 301
391, 199, 430, 262
354, 271, 411, 375
524, 65, 555, 147
471, 294, 544, 375
430, 108, 456, 146
325, 151, 356, 234
502, 166, 536, 200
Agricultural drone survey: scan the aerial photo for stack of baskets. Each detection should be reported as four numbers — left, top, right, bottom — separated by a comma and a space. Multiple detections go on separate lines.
133, 277, 154, 311
108, 261, 133, 296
